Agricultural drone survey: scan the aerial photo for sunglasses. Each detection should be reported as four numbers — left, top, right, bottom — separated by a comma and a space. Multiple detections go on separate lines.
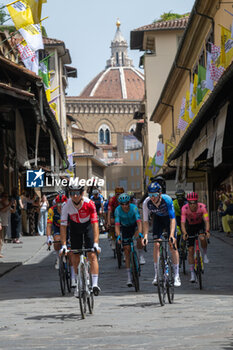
70, 191, 82, 196
149, 193, 160, 198
189, 201, 197, 204
121, 202, 130, 206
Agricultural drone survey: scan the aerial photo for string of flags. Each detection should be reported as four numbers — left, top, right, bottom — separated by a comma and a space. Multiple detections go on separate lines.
177, 13, 233, 133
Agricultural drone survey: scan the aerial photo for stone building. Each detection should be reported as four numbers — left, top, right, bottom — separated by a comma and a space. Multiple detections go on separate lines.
66, 21, 145, 195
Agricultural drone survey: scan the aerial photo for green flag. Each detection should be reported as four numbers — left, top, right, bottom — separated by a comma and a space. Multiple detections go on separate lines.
197, 64, 207, 105
38, 56, 49, 89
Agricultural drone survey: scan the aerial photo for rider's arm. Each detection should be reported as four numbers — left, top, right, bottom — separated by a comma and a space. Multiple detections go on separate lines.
114, 206, 121, 238
203, 205, 210, 235
89, 201, 99, 244
142, 199, 149, 239
134, 206, 142, 237
107, 198, 113, 225
166, 197, 176, 239
46, 208, 53, 237
170, 218, 176, 238
181, 206, 188, 238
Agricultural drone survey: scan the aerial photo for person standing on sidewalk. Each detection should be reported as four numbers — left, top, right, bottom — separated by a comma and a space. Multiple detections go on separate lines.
38, 195, 49, 236
11, 188, 23, 244
0, 192, 11, 256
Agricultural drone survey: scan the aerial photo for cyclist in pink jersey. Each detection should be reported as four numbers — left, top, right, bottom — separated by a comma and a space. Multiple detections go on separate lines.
181, 192, 210, 282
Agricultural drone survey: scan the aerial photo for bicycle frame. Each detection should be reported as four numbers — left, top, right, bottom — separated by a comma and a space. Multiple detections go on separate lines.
123, 236, 140, 292
188, 234, 204, 289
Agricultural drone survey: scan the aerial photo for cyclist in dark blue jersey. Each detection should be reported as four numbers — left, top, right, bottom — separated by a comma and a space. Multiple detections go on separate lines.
143, 182, 181, 287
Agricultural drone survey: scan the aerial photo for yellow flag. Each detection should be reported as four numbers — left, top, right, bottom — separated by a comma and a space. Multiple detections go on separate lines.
191, 74, 198, 116
7, 0, 34, 30
50, 102, 58, 122
220, 25, 233, 68
183, 90, 192, 124
25, 0, 47, 23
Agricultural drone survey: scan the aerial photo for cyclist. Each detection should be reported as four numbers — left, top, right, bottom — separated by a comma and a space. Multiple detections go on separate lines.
139, 175, 166, 205
46, 195, 69, 268
115, 193, 144, 287
107, 187, 124, 252
128, 191, 138, 206
90, 189, 104, 215
173, 189, 187, 248
60, 185, 101, 297
142, 182, 181, 287
181, 192, 210, 283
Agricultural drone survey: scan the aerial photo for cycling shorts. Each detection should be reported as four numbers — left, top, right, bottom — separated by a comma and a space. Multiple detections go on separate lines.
152, 215, 177, 240
69, 220, 94, 249
186, 221, 205, 247
121, 223, 137, 246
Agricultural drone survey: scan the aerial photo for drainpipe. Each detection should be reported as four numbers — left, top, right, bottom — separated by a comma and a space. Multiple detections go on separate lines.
194, 6, 215, 42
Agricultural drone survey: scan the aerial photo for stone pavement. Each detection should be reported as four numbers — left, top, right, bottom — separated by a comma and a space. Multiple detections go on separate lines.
0, 236, 46, 277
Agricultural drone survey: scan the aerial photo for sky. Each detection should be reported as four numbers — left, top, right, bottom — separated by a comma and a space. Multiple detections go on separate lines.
1, 0, 195, 96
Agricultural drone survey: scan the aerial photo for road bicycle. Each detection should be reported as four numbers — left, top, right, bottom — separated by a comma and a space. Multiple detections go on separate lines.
179, 234, 187, 275
59, 253, 72, 296
187, 233, 205, 290
48, 240, 71, 296
71, 248, 95, 319
156, 232, 175, 306
116, 238, 122, 269
123, 236, 141, 292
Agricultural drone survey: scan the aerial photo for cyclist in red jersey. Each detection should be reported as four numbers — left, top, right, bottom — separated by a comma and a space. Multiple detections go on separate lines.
181, 192, 210, 282
60, 185, 101, 296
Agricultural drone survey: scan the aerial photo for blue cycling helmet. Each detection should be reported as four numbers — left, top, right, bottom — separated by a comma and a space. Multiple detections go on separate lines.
148, 182, 162, 194
118, 193, 130, 204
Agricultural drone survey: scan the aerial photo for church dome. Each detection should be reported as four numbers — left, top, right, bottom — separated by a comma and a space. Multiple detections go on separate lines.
79, 21, 144, 100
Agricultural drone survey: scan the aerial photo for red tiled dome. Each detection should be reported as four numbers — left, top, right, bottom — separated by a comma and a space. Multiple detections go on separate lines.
79, 67, 144, 100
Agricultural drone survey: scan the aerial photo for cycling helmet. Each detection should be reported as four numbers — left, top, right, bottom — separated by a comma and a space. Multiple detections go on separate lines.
55, 194, 67, 203
118, 193, 130, 204
175, 189, 185, 198
92, 189, 99, 195
187, 192, 198, 201
127, 191, 135, 198
115, 187, 124, 194
148, 182, 162, 194
109, 192, 114, 198
69, 185, 85, 192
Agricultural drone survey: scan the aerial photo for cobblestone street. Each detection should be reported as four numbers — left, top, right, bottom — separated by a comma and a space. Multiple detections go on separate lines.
0, 233, 232, 349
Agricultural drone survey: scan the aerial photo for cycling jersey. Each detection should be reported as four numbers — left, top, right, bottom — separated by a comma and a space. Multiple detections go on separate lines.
108, 196, 119, 214
47, 205, 61, 234
114, 203, 141, 227
143, 194, 176, 220
61, 197, 98, 226
181, 203, 209, 225
90, 194, 103, 212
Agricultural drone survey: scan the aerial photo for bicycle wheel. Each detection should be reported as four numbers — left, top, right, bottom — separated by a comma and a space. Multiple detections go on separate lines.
87, 264, 94, 314
130, 251, 140, 292
65, 258, 72, 293
167, 258, 174, 304
116, 242, 122, 269
78, 264, 87, 319
196, 251, 202, 290
157, 255, 166, 306
59, 257, 66, 296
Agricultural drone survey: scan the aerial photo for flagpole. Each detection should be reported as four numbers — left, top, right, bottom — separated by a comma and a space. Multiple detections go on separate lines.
0, 30, 18, 46
39, 52, 54, 64
6, 0, 21, 7
224, 9, 233, 17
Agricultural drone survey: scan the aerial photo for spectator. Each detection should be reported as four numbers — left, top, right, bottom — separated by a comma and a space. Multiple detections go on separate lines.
32, 196, 40, 236
11, 188, 23, 244
0, 192, 11, 254
38, 194, 49, 236
219, 184, 233, 237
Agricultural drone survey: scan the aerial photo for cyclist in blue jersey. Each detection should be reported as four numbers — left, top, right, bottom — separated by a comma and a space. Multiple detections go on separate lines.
115, 193, 144, 287
90, 189, 104, 215
143, 182, 181, 287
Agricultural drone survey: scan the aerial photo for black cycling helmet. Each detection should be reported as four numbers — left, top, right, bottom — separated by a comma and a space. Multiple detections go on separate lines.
175, 189, 185, 198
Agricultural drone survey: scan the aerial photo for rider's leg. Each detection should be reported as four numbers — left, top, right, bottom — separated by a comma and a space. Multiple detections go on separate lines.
199, 234, 209, 263
188, 244, 195, 281
53, 234, 61, 269
123, 245, 132, 285
136, 228, 145, 264
88, 251, 99, 287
